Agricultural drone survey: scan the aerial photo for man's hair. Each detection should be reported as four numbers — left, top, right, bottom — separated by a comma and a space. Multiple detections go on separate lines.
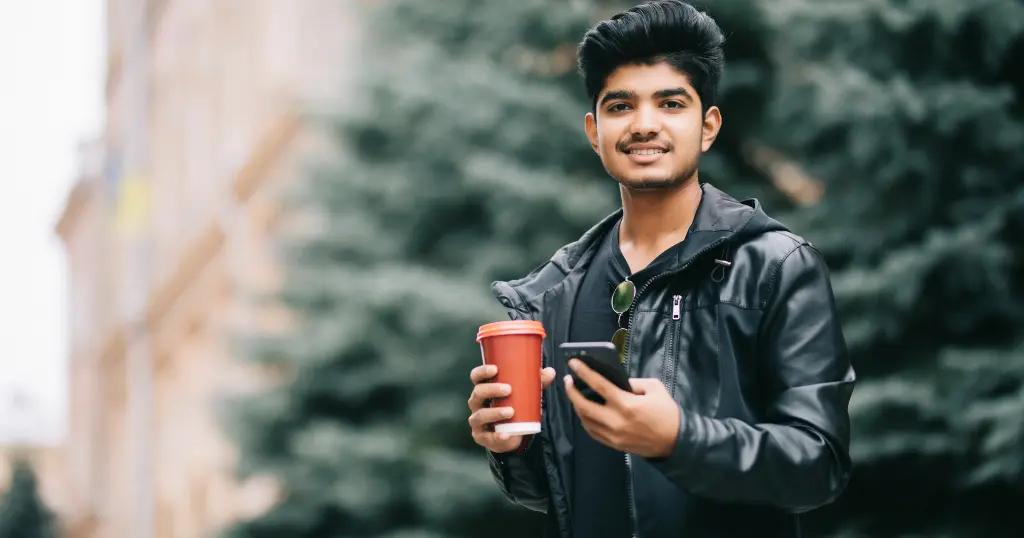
577, 0, 725, 114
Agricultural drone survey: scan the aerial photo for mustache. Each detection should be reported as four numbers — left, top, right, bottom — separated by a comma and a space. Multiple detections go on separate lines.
616, 138, 673, 152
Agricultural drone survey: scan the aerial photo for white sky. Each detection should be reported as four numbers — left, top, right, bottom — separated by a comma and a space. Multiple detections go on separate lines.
0, 0, 103, 445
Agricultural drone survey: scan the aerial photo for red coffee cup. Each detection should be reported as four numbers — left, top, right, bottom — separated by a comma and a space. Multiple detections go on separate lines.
476, 320, 546, 435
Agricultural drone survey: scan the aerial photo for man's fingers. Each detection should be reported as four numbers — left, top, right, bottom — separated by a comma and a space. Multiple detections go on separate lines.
467, 382, 512, 411
472, 429, 515, 447
628, 377, 661, 394
567, 358, 624, 405
563, 374, 610, 425
563, 374, 584, 410
540, 367, 557, 388
470, 364, 498, 384
468, 406, 515, 430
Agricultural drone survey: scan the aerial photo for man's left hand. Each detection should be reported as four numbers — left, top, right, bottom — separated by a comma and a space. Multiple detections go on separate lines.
563, 358, 680, 459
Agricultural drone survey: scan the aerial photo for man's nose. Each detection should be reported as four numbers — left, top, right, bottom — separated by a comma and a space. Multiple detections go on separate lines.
629, 104, 661, 138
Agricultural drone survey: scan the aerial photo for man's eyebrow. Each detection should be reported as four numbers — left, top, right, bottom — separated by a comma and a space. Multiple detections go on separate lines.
654, 87, 694, 102
598, 89, 636, 108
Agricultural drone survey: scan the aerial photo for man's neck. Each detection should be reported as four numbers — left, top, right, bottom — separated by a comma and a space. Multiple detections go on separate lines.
617, 175, 702, 274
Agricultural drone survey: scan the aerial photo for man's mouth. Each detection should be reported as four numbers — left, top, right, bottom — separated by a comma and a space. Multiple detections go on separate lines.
623, 145, 669, 164
628, 148, 667, 156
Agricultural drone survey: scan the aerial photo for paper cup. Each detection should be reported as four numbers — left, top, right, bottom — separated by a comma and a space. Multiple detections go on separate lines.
476, 320, 546, 435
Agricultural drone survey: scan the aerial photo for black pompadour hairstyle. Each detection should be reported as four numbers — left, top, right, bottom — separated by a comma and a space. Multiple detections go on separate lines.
576, 0, 725, 114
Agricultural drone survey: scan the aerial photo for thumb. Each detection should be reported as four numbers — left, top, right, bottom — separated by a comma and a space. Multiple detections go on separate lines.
540, 367, 557, 388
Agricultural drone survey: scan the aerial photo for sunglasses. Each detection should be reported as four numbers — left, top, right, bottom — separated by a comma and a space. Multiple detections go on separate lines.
610, 279, 636, 364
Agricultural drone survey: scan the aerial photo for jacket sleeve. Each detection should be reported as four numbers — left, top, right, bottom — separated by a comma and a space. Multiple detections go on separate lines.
486, 282, 552, 513
486, 433, 550, 513
645, 244, 855, 512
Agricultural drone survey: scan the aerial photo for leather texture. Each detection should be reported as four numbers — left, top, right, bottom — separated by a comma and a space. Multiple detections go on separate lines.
485, 182, 855, 538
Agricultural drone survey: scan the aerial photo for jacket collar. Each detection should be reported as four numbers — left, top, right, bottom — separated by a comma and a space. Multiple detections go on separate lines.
500, 181, 765, 307
557, 181, 757, 272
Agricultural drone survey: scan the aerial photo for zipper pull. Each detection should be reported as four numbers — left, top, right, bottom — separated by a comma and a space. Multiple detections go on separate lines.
672, 295, 682, 320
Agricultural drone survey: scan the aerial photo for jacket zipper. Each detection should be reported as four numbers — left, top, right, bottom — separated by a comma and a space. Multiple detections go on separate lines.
621, 239, 731, 538
624, 452, 638, 538
662, 294, 682, 399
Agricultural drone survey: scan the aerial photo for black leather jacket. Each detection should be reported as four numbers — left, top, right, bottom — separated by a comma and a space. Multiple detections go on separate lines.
487, 182, 855, 537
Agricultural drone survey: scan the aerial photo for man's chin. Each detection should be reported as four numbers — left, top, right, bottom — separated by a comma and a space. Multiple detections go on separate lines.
619, 175, 688, 191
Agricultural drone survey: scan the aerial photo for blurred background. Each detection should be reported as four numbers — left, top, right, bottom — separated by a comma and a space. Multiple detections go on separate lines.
0, 0, 1022, 537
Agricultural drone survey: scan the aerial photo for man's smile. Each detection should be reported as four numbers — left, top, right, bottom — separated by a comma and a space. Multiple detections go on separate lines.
624, 144, 670, 164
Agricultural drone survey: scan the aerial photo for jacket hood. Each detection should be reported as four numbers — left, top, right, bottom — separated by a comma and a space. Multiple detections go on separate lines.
495, 181, 791, 313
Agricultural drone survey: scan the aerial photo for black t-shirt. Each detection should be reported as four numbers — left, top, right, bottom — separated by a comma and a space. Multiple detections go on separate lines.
568, 217, 690, 537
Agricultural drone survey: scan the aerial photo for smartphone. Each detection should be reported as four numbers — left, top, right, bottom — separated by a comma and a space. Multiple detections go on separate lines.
559, 342, 633, 405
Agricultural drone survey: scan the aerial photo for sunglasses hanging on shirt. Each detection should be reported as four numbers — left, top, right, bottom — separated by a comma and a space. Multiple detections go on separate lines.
610, 279, 636, 364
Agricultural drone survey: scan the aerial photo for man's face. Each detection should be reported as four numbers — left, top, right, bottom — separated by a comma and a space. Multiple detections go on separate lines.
584, 62, 722, 191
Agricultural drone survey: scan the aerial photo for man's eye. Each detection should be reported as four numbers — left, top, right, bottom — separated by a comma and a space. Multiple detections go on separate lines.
662, 101, 684, 109
608, 103, 631, 112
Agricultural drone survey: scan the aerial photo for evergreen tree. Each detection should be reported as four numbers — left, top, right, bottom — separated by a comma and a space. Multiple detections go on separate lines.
222, 1, 772, 536
753, 1, 1024, 535
0, 459, 57, 538
225, 0, 1024, 535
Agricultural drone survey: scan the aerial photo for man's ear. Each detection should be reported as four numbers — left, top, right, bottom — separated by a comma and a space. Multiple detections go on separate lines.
584, 111, 600, 155
701, 105, 722, 153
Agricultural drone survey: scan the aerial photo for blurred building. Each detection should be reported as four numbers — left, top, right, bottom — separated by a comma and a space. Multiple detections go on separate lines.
54, 1, 362, 536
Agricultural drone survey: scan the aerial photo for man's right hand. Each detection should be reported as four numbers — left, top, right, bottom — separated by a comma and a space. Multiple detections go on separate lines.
468, 364, 557, 453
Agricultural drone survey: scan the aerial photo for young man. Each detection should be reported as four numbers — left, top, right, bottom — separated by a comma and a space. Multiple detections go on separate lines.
467, 1, 855, 536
